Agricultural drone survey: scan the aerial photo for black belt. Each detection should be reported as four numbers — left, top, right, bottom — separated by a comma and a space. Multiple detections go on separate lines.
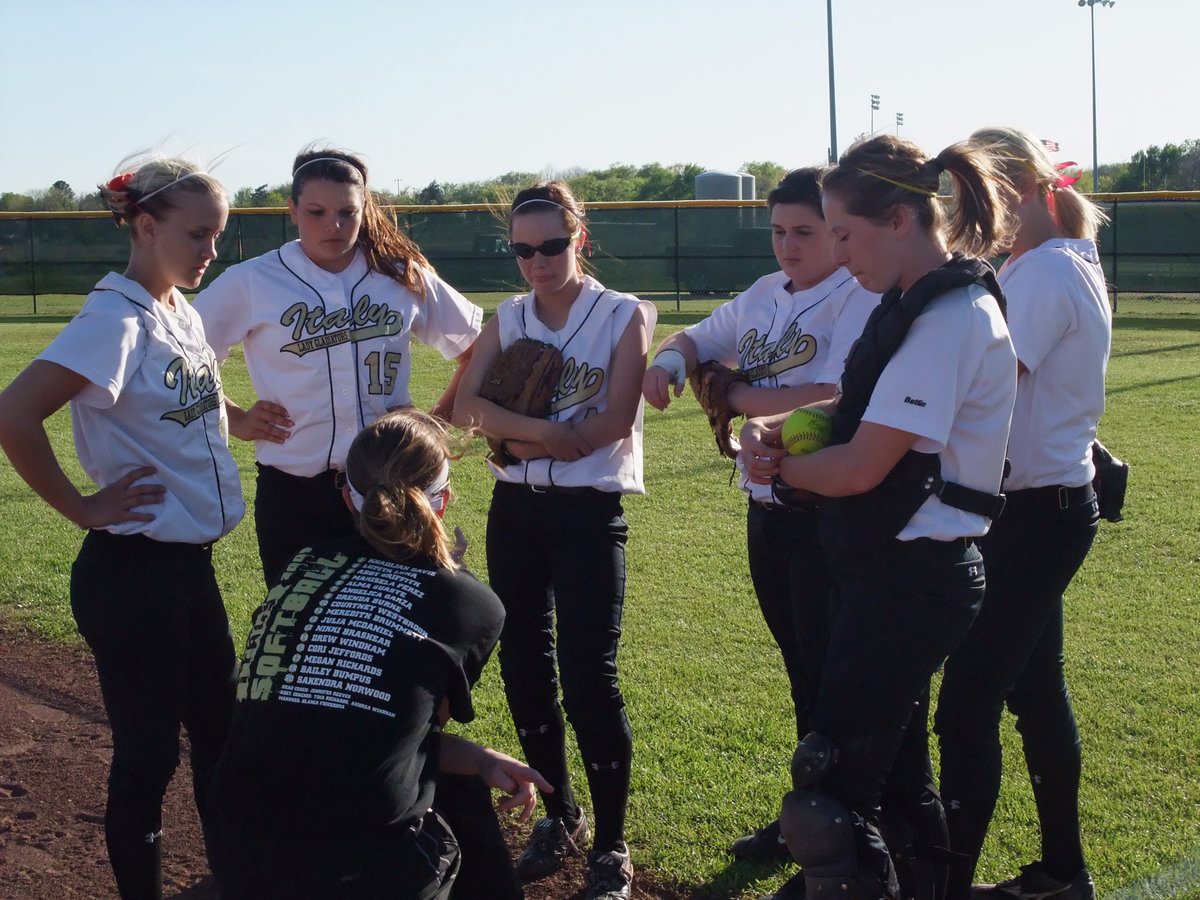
504, 481, 594, 496
1013, 483, 1095, 510
752, 499, 818, 513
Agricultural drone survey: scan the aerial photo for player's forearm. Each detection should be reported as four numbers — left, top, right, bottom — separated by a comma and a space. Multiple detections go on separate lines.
432, 346, 475, 420
649, 332, 698, 376
0, 421, 88, 526
438, 733, 490, 775
730, 382, 835, 418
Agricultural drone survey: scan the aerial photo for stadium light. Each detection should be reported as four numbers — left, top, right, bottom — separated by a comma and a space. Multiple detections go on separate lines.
827, 0, 838, 163
1079, 0, 1116, 192
871, 94, 880, 133
896, 112, 904, 135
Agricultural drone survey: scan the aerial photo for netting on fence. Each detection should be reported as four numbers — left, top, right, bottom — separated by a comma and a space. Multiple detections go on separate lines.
3, 197, 1199, 299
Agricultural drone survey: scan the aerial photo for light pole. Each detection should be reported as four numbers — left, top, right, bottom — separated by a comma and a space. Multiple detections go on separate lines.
896, 112, 904, 135
871, 94, 880, 134
827, 0, 837, 163
1079, 0, 1115, 192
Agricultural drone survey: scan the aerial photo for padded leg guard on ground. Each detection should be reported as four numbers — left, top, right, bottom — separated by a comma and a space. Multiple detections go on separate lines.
780, 790, 894, 900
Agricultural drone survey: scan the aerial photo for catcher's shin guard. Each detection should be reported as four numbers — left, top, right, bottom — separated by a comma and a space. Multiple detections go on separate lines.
791, 731, 840, 790
780, 789, 897, 900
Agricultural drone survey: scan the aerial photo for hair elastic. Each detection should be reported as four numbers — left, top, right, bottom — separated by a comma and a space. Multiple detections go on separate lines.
132, 170, 208, 207
859, 168, 938, 198
292, 156, 359, 178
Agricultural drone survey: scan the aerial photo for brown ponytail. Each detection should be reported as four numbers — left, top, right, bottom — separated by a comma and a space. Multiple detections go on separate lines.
822, 134, 1016, 258
344, 409, 457, 568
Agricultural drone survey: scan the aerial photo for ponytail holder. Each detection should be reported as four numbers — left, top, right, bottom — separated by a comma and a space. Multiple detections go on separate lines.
108, 173, 135, 192
1054, 162, 1083, 189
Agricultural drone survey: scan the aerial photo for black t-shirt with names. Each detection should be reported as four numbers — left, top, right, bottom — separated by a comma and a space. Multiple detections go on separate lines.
211, 535, 504, 844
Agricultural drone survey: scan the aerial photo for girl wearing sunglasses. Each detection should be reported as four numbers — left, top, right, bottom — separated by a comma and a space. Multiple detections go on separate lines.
454, 182, 657, 900
194, 147, 483, 588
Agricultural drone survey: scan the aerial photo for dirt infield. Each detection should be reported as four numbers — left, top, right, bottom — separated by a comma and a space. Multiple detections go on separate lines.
0, 628, 687, 899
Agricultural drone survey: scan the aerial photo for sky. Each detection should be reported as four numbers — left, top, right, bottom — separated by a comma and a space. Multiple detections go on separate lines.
1, 0, 1193, 198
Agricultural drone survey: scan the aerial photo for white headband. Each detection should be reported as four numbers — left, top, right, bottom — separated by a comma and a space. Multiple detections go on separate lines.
293, 156, 358, 178
345, 459, 451, 514
512, 198, 577, 219
134, 170, 208, 207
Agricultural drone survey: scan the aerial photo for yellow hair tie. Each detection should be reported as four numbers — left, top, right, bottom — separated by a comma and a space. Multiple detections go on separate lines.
859, 168, 938, 198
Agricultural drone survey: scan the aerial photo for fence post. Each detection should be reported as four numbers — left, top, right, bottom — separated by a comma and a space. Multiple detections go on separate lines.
27, 218, 37, 313
1110, 197, 1119, 314
673, 206, 680, 311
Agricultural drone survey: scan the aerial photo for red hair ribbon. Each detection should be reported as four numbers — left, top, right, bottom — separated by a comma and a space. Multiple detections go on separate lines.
1054, 162, 1083, 189
107, 172, 135, 192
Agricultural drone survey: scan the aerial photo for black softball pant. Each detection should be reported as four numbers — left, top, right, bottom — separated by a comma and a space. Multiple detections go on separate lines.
807, 537, 985, 888
935, 485, 1099, 893
253, 463, 355, 587
207, 808, 460, 900
71, 530, 236, 900
487, 481, 633, 853
746, 501, 830, 745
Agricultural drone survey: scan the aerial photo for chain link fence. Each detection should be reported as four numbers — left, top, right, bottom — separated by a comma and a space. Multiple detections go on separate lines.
3, 196, 1199, 311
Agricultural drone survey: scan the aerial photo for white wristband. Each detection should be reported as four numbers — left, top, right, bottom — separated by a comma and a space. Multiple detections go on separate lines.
650, 348, 688, 384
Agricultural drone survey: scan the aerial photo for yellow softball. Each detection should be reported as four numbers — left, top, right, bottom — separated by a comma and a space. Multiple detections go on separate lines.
781, 407, 833, 456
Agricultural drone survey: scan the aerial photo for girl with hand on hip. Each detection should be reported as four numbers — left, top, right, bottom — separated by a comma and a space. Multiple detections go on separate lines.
194, 147, 482, 586
934, 126, 1110, 900
741, 135, 1017, 900
0, 155, 243, 900
454, 181, 656, 900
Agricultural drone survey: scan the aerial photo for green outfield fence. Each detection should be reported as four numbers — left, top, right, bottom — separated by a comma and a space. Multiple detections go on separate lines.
3, 195, 1199, 310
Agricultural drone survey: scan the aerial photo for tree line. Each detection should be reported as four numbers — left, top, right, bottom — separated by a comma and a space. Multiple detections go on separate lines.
0, 161, 786, 212
4, 144, 1199, 213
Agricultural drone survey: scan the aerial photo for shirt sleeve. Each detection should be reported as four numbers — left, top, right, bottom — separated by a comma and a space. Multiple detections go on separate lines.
441, 570, 505, 724
862, 294, 975, 449
193, 266, 255, 364
38, 294, 146, 409
683, 296, 743, 366
411, 268, 484, 361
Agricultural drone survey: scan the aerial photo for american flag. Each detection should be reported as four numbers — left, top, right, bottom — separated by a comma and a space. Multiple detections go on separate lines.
1041, 139, 1060, 153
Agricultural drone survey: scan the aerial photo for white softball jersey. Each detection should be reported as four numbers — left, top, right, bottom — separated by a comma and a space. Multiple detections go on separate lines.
684, 268, 879, 504
491, 276, 656, 493
194, 242, 482, 477
863, 283, 1017, 541
39, 273, 245, 544
997, 238, 1111, 491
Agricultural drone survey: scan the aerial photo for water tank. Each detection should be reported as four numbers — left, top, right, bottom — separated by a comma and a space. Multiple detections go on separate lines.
740, 172, 756, 201
695, 171, 744, 200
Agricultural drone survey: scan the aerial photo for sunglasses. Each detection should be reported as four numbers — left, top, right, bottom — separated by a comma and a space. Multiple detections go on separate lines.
508, 236, 573, 260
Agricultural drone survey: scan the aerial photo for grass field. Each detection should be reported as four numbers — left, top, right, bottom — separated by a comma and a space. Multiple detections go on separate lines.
0, 293, 1198, 899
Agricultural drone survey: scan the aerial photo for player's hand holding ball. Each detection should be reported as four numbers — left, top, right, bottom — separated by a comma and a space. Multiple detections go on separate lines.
780, 406, 832, 456
739, 417, 786, 484
771, 407, 832, 507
